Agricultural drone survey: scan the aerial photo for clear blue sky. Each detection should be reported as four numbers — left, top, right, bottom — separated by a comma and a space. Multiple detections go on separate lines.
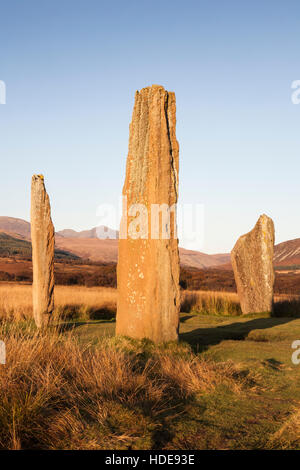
0, 0, 300, 253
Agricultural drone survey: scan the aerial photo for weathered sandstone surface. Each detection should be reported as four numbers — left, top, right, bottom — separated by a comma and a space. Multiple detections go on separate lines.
31, 175, 55, 327
116, 85, 180, 342
231, 214, 275, 314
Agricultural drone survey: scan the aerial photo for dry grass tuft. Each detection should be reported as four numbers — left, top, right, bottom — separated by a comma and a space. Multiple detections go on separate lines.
0, 322, 256, 450
155, 354, 256, 396
267, 408, 300, 449
180, 290, 242, 316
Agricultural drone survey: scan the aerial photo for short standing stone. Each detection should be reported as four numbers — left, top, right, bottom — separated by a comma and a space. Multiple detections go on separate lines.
31, 175, 55, 328
231, 214, 275, 314
116, 85, 180, 342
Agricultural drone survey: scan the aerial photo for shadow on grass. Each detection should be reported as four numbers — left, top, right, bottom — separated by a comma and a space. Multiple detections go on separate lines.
180, 316, 295, 353
55, 304, 116, 321
273, 298, 300, 318
57, 318, 116, 333
180, 315, 195, 323
261, 358, 284, 370
53, 304, 116, 333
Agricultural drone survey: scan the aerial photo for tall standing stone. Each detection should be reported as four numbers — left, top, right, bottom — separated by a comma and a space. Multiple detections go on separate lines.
116, 85, 180, 342
31, 175, 55, 328
231, 214, 275, 314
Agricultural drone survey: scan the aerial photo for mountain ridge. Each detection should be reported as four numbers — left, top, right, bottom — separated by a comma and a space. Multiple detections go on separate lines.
0, 216, 298, 269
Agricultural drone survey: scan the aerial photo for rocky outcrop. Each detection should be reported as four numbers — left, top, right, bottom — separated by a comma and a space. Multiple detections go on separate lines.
231, 214, 275, 314
116, 85, 180, 342
31, 175, 55, 328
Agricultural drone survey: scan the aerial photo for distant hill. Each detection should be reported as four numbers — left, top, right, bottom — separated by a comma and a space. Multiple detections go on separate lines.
178, 248, 230, 269
57, 226, 118, 239
212, 239, 300, 270
55, 237, 119, 263
0, 233, 32, 258
0, 217, 231, 267
274, 238, 300, 267
0, 216, 299, 269
55, 236, 231, 267
0, 218, 118, 240
0, 232, 79, 261
0, 217, 31, 239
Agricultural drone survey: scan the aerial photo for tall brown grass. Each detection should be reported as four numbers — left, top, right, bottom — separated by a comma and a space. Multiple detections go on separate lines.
0, 322, 256, 450
0, 283, 299, 322
181, 290, 300, 317
0, 283, 117, 321
181, 290, 242, 316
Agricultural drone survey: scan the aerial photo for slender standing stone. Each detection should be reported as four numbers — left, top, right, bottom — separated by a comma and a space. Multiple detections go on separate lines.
116, 85, 180, 342
31, 175, 55, 328
231, 214, 275, 314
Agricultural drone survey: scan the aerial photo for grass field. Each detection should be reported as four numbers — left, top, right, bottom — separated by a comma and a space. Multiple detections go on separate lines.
0, 282, 299, 321
0, 283, 117, 321
1, 283, 300, 449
